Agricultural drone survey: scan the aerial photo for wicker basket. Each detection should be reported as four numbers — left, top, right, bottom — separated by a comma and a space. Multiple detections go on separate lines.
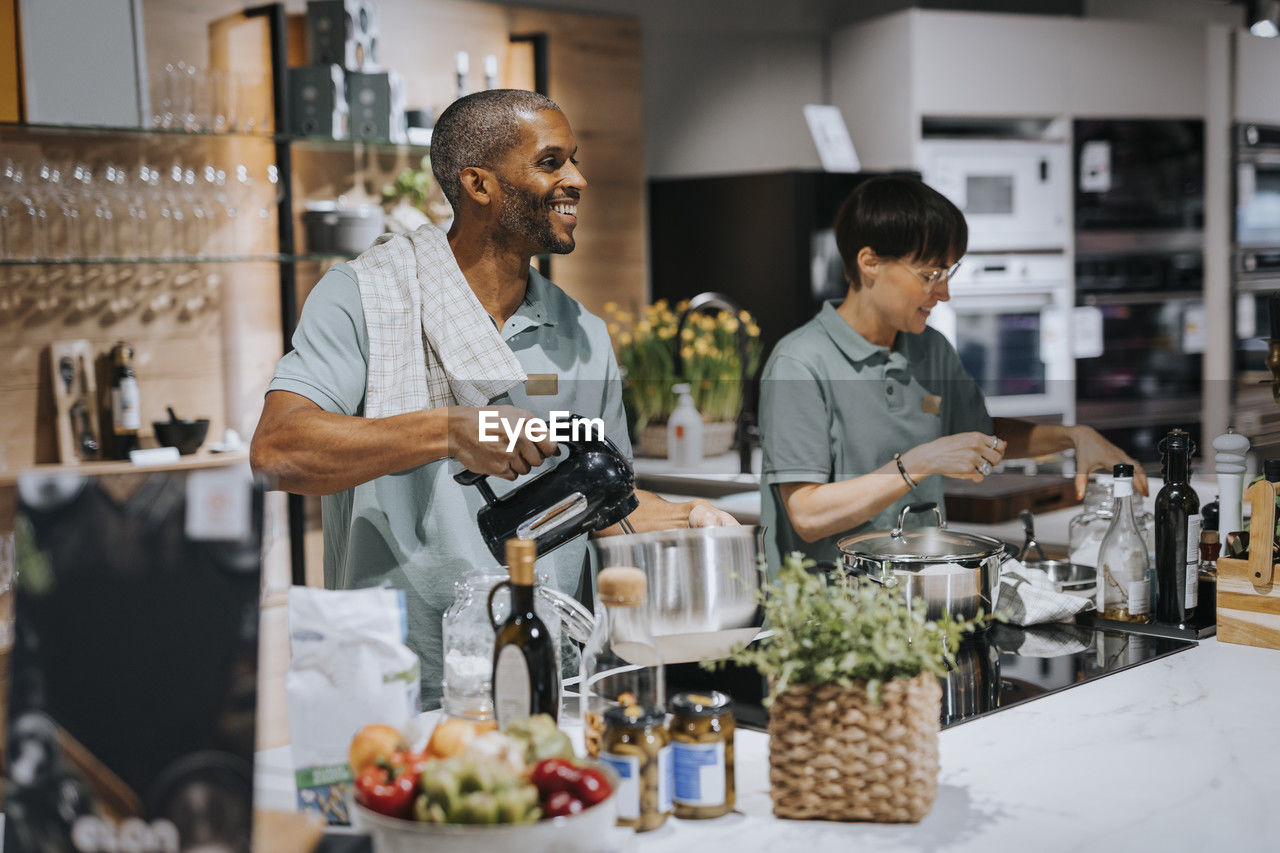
767, 673, 942, 823
635, 420, 737, 459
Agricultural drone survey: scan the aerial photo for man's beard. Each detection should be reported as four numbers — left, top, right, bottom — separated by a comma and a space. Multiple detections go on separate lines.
496, 177, 575, 255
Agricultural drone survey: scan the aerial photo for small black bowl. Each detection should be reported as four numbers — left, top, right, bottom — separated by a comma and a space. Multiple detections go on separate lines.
153, 418, 210, 455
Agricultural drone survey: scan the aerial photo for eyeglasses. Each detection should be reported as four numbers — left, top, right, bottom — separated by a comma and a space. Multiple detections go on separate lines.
900, 259, 962, 292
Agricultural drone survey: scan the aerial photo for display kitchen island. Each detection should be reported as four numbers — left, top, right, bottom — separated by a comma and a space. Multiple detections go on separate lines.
255, 636, 1279, 852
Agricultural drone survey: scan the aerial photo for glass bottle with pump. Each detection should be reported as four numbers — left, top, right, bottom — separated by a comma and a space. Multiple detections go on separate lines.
581, 566, 664, 758
1154, 429, 1200, 627
110, 341, 140, 458
1097, 464, 1152, 622
491, 538, 558, 727
667, 383, 703, 468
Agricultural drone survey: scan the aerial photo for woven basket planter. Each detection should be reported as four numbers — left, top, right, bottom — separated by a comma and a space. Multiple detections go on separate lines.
767, 673, 942, 823
636, 420, 736, 459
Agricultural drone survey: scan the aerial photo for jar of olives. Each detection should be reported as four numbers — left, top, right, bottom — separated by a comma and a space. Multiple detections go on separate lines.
600, 704, 672, 831
668, 691, 735, 819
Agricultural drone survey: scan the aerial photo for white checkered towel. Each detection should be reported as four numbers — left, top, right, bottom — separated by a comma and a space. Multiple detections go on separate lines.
348, 224, 526, 418
996, 560, 1095, 626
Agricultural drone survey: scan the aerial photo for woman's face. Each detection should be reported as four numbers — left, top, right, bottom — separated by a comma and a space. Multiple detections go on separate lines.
862, 252, 958, 335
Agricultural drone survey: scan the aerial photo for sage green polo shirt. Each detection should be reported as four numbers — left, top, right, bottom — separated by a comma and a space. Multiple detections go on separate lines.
759, 301, 992, 574
268, 262, 631, 710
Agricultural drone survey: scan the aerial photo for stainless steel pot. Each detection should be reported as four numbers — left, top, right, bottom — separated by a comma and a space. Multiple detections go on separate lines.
836, 502, 1005, 622
592, 526, 763, 636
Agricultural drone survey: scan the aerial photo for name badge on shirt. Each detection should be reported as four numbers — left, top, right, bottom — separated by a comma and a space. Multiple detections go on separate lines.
922, 394, 942, 416
526, 373, 559, 396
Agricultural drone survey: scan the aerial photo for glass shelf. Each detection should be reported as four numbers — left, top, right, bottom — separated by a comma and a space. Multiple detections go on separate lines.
0, 254, 282, 266
288, 135, 429, 154
0, 120, 275, 141
0, 122, 429, 153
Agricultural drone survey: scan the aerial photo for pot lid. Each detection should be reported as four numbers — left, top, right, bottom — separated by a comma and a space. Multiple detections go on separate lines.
837, 525, 1005, 562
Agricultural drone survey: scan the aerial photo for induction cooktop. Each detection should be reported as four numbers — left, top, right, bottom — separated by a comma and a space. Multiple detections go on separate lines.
665, 623, 1196, 732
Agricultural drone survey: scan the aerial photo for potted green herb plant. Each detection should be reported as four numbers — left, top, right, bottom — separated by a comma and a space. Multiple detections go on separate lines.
720, 553, 979, 823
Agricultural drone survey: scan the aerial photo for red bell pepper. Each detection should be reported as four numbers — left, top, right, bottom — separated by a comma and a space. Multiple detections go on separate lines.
354, 754, 420, 818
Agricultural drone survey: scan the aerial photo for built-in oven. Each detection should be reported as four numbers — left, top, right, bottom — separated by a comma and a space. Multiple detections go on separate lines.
1231, 249, 1280, 452
1074, 118, 1204, 253
927, 254, 1073, 420
918, 138, 1069, 252
1074, 251, 1204, 464
1235, 124, 1280, 248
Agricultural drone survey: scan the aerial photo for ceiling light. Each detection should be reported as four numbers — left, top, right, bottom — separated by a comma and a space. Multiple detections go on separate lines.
1249, 0, 1280, 37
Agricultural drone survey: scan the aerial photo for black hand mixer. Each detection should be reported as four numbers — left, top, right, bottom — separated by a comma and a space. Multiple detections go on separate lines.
454, 414, 639, 561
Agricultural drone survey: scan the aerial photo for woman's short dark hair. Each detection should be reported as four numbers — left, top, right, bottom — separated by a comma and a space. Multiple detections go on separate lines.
833, 175, 968, 290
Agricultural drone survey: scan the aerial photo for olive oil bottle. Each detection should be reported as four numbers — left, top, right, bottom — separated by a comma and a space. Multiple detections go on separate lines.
1154, 429, 1200, 627
491, 538, 558, 727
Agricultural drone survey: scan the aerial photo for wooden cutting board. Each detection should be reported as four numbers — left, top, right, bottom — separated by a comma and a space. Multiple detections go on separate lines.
943, 474, 1080, 524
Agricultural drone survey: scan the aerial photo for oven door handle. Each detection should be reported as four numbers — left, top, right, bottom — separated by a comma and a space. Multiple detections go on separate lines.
1080, 291, 1201, 306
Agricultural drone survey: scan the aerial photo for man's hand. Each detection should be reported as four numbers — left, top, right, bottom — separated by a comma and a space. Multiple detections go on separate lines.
447, 405, 558, 481
1071, 425, 1148, 498
687, 500, 739, 528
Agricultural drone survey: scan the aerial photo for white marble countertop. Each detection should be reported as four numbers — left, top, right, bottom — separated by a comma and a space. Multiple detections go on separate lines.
256, 637, 1280, 852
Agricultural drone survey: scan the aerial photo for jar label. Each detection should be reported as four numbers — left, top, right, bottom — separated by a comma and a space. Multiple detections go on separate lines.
1126, 579, 1150, 615
658, 744, 672, 815
493, 645, 530, 729
672, 740, 725, 806
601, 751, 640, 820
112, 377, 141, 431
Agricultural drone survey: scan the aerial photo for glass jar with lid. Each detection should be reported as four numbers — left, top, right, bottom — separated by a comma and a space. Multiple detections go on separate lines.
668, 691, 735, 819
600, 704, 672, 832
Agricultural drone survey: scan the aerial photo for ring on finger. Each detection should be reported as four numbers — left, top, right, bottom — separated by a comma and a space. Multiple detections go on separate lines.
978, 460, 992, 475
988, 436, 999, 449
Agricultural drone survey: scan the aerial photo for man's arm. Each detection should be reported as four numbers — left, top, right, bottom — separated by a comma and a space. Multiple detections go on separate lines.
250, 391, 557, 495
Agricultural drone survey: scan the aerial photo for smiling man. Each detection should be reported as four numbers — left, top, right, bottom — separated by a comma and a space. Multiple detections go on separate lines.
251, 90, 733, 710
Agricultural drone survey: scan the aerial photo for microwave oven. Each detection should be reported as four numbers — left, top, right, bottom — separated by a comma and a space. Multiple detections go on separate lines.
918, 138, 1069, 252
1235, 123, 1280, 248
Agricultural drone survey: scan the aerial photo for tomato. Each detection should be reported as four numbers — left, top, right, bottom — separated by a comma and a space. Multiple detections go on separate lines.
353, 764, 416, 819
529, 758, 580, 797
570, 767, 612, 805
543, 789, 585, 818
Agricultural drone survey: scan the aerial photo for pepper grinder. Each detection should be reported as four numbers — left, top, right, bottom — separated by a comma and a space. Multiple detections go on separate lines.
1213, 429, 1251, 537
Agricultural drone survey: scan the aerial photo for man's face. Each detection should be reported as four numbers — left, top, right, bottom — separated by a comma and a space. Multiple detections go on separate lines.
492, 109, 587, 255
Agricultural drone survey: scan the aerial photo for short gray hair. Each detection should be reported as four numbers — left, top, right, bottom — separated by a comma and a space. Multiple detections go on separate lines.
430, 89, 562, 208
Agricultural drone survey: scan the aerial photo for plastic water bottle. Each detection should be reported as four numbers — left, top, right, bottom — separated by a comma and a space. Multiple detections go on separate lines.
667, 383, 703, 468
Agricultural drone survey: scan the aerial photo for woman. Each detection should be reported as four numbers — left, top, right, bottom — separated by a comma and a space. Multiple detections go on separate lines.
759, 175, 1145, 568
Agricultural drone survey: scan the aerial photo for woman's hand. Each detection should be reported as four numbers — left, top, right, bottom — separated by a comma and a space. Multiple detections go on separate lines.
902, 432, 1006, 483
1069, 425, 1148, 498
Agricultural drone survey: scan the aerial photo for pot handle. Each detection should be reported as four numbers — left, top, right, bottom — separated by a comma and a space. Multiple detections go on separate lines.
892, 501, 944, 537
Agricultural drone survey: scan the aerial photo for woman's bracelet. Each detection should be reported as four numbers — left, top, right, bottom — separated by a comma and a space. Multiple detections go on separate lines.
893, 452, 918, 489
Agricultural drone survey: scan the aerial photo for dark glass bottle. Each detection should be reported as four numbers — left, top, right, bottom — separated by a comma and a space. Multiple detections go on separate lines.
1155, 429, 1200, 627
109, 341, 140, 459
491, 538, 558, 727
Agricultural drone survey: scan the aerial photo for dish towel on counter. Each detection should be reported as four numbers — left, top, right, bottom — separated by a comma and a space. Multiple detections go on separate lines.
996, 560, 1094, 627
348, 224, 526, 418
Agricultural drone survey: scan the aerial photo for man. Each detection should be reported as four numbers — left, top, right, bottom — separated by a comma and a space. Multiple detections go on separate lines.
251, 89, 732, 709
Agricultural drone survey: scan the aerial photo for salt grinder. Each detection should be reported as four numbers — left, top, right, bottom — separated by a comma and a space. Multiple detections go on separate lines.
1213, 429, 1251, 536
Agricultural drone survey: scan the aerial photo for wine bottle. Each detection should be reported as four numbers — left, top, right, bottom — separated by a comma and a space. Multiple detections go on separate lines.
492, 538, 558, 727
110, 341, 140, 459
1154, 429, 1200, 627
1098, 464, 1151, 622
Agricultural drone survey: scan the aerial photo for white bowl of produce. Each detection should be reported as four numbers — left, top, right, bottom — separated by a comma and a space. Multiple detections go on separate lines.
351, 759, 621, 853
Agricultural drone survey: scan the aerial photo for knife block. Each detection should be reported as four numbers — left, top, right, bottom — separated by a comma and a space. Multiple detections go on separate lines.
1216, 479, 1280, 650
49, 340, 102, 463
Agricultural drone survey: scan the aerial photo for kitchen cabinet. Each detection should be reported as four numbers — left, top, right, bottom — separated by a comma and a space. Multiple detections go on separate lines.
1235, 29, 1280, 124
